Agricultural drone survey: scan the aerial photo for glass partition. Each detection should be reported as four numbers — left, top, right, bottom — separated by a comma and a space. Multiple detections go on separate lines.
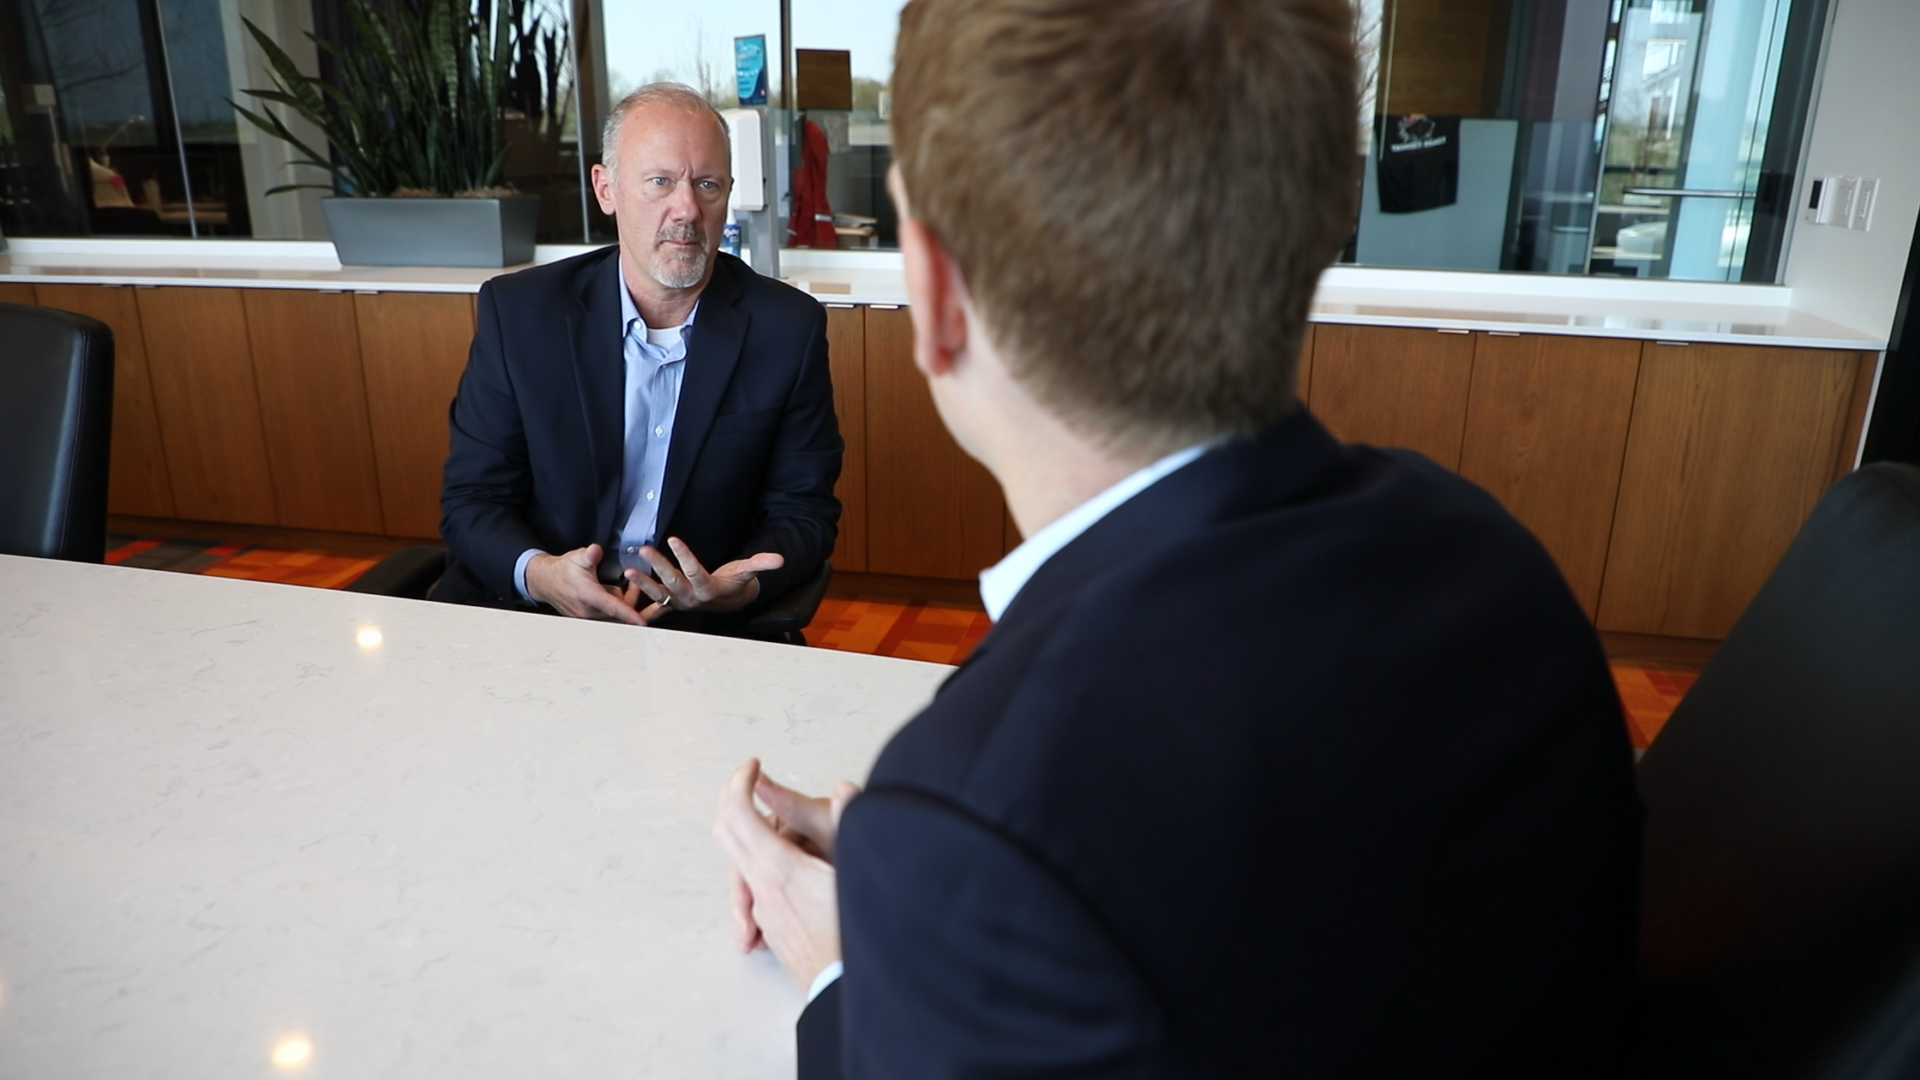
1351, 0, 1818, 280
0, 0, 1828, 277
0, 0, 586, 242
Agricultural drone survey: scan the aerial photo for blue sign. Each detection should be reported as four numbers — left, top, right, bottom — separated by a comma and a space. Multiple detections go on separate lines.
734, 35, 768, 106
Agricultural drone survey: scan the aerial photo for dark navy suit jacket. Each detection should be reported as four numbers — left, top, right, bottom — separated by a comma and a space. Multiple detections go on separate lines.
437, 247, 840, 612
800, 411, 1642, 1078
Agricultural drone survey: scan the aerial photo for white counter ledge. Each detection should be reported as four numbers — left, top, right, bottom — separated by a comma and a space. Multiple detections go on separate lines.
1, 238, 1885, 350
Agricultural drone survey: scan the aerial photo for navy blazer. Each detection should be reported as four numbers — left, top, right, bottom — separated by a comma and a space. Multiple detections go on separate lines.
800, 411, 1642, 1078
437, 248, 840, 610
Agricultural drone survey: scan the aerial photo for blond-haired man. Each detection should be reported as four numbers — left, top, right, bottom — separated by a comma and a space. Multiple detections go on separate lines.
717, 2, 1640, 1075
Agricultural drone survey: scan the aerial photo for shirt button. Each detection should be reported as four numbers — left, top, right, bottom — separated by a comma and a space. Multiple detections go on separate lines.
625, 545, 638, 554
646, 490, 655, 500
654, 425, 665, 436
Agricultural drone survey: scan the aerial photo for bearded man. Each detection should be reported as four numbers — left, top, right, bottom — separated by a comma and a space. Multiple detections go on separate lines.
437, 84, 841, 630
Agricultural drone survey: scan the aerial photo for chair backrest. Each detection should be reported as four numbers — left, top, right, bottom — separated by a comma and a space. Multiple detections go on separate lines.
0, 302, 115, 562
1630, 463, 1920, 1079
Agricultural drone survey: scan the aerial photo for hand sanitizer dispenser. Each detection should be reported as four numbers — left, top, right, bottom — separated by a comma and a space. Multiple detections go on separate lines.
723, 107, 778, 278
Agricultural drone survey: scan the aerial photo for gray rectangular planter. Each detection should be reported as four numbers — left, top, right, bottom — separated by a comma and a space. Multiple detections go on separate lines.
321, 195, 539, 267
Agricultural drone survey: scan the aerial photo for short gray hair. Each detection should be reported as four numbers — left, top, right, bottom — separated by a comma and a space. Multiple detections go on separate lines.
600, 83, 731, 183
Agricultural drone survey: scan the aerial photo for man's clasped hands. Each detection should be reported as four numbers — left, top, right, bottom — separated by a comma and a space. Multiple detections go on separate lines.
524, 539, 785, 624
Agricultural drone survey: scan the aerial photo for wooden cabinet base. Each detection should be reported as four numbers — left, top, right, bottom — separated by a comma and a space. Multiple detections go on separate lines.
138, 287, 281, 526
862, 307, 1010, 579
355, 293, 476, 539
1596, 342, 1873, 639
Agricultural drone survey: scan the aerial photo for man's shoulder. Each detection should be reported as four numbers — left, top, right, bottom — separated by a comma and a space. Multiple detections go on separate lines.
480, 245, 618, 305
870, 426, 1618, 802
714, 253, 824, 325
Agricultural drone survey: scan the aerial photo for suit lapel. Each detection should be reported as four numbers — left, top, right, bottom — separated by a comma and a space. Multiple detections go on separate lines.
994, 409, 1346, 629
657, 258, 748, 537
571, 253, 627, 543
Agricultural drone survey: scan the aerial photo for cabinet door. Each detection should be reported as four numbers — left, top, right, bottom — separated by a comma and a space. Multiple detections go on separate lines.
1308, 324, 1475, 469
1457, 332, 1641, 617
1597, 342, 1873, 639
355, 292, 476, 539
864, 306, 1008, 579
245, 289, 386, 534
0, 283, 37, 304
34, 284, 177, 519
137, 287, 280, 525
824, 304, 868, 572
1295, 323, 1316, 403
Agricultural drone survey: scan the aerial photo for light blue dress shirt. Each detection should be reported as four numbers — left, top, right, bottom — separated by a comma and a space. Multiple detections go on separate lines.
514, 269, 696, 600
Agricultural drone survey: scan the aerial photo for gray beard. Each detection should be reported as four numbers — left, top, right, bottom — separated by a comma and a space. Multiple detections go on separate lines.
649, 230, 710, 289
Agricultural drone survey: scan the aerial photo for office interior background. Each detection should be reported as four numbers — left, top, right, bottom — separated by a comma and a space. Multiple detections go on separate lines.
0, 0, 1915, 461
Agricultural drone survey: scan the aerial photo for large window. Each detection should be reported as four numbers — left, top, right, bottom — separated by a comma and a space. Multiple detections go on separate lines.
0, 0, 583, 241
0, 0, 1829, 281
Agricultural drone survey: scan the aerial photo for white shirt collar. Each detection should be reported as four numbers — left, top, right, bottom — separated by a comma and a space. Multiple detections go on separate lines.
617, 264, 699, 339
977, 442, 1212, 622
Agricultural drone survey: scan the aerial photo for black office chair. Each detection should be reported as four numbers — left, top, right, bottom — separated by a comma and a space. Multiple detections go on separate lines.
347, 544, 832, 645
1628, 463, 1920, 1079
343, 544, 450, 598
0, 302, 114, 563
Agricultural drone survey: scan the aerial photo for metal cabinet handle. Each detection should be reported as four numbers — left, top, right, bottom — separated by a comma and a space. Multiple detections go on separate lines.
1622, 187, 1751, 199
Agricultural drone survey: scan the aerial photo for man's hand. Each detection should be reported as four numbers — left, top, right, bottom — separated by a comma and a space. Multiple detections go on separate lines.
629, 538, 784, 622
525, 543, 649, 624
714, 758, 859, 992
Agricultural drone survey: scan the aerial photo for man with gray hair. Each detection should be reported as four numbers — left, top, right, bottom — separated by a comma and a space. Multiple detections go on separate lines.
437, 84, 842, 630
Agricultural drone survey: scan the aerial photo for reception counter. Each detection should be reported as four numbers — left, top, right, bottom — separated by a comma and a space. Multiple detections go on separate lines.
0, 240, 1888, 639
0, 554, 948, 1077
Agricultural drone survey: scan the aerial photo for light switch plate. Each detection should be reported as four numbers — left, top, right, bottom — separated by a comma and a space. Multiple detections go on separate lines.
1851, 177, 1878, 231
1831, 176, 1859, 228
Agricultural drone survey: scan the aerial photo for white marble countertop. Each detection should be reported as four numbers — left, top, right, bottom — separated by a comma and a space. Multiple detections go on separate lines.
0, 239, 1886, 349
0, 555, 949, 1078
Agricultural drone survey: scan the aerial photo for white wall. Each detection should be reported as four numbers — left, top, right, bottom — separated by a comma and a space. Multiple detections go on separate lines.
1782, 0, 1920, 340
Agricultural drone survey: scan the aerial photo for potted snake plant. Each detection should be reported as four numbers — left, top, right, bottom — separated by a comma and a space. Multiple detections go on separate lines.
233, 0, 567, 267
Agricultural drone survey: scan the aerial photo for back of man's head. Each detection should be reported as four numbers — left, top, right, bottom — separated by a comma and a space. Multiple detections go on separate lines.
892, 0, 1358, 453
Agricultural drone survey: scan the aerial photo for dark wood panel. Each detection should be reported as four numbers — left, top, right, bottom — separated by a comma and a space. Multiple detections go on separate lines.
1597, 342, 1868, 639
1379, 0, 1501, 117
355, 292, 475, 539
34, 284, 177, 518
1296, 323, 1316, 405
1457, 332, 1641, 617
1834, 351, 1879, 480
0, 282, 38, 304
244, 290, 386, 533
824, 305, 867, 572
864, 306, 1008, 579
1307, 324, 1476, 470
136, 287, 280, 525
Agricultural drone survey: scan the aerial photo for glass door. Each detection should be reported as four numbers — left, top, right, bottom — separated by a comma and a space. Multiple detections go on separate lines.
1589, 0, 1794, 280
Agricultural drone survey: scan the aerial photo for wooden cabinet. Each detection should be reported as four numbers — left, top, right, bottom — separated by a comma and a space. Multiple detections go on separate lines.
137, 287, 281, 526
823, 305, 869, 572
1596, 342, 1875, 638
0, 282, 37, 304
10, 273, 1874, 636
1457, 332, 1641, 617
355, 292, 476, 538
862, 305, 1011, 579
245, 289, 387, 534
32, 284, 178, 519
1308, 324, 1476, 469
1306, 324, 1872, 638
